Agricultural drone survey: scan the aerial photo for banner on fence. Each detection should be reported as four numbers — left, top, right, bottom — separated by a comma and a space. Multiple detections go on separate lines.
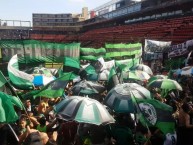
168, 39, 193, 58
144, 39, 171, 52
105, 43, 142, 59
80, 47, 106, 61
0, 40, 80, 63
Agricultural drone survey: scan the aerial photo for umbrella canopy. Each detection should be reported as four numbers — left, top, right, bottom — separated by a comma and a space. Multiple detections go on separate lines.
148, 79, 182, 91
132, 64, 153, 75
104, 83, 152, 113
124, 70, 150, 81
122, 71, 141, 81
0, 92, 23, 123
148, 75, 168, 83
177, 66, 193, 76
25, 67, 53, 77
32, 75, 55, 87
54, 96, 115, 125
71, 80, 105, 96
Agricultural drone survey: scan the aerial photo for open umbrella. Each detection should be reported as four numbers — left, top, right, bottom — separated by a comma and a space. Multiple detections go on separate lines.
122, 71, 141, 81
147, 79, 182, 91
25, 67, 53, 77
32, 75, 55, 87
123, 70, 150, 81
71, 80, 105, 96
148, 75, 168, 83
0, 92, 23, 123
132, 64, 153, 75
54, 96, 115, 125
177, 66, 193, 76
104, 83, 152, 113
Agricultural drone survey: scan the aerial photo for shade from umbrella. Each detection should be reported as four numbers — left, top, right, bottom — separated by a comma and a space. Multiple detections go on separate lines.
148, 79, 182, 91
148, 75, 168, 83
132, 64, 153, 75
71, 80, 105, 96
54, 96, 115, 125
0, 92, 23, 123
104, 83, 152, 113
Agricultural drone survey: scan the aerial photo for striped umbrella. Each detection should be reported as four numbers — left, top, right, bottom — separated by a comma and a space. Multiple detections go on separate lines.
71, 80, 105, 96
104, 83, 152, 113
122, 70, 150, 81
148, 79, 182, 91
178, 66, 193, 76
132, 64, 153, 75
148, 75, 168, 83
54, 96, 115, 125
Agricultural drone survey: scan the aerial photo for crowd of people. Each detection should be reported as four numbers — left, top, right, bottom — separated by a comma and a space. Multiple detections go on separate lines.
0, 72, 193, 145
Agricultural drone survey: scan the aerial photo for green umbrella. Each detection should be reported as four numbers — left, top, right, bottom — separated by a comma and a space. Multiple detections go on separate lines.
147, 79, 182, 91
0, 92, 23, 123
122, 71, 141, 82
71, 80, 105, 96
104, 83, 152, 113
131, 64, 153, 75
54, 96, 115, 125
122, 70, 150, 82
148, 75, 168, 83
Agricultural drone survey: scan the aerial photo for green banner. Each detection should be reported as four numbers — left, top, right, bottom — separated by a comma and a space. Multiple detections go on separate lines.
0, 40, 80, 63
105, 43, 142, 59
80, 47, 106, 60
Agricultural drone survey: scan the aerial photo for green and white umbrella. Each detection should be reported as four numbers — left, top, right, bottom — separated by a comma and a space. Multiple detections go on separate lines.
122, 70, 150, 82
71, 80, 105, 96
132, 64, 153, 75
148, 79, 182, 91
148, 75, 168, 83
104, 83, 152, 113
54, 96, 115, 125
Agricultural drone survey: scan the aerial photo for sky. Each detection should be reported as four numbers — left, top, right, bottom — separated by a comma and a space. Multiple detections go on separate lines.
0, 0, 111, 22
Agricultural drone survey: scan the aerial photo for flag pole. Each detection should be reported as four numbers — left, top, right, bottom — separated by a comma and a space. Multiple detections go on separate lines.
8, 124, 19, 142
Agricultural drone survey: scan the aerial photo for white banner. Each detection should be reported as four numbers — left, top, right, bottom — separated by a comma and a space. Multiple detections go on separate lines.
145, 39, 171, 52
168, 39, 193, 58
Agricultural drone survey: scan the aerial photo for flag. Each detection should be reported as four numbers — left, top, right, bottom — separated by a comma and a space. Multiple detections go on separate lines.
0, 71, 15, 95
8, 54, 34, 90
107, 66, 119, 91
23, 72, 73, 99
63, 57, 80, 75
0, 92, 23, 123
79, 63, 97, 80
79, 57, 104, 80
136, 99, 175, 135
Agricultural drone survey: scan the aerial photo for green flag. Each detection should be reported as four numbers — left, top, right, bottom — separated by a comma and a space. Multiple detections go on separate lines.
63, 57, 80, 75
79, 64, 97, 80
23, 72, 73, 99
107, 66, 119, 91
8, 54, 34, 90
136, 99, 175, 135
0, 92, 23, 123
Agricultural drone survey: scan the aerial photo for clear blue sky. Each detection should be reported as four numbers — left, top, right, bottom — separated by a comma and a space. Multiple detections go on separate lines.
0, 0, 110, 21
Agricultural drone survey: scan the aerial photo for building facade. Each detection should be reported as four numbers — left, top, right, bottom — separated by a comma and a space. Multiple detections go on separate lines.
33, 7, 88, 27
